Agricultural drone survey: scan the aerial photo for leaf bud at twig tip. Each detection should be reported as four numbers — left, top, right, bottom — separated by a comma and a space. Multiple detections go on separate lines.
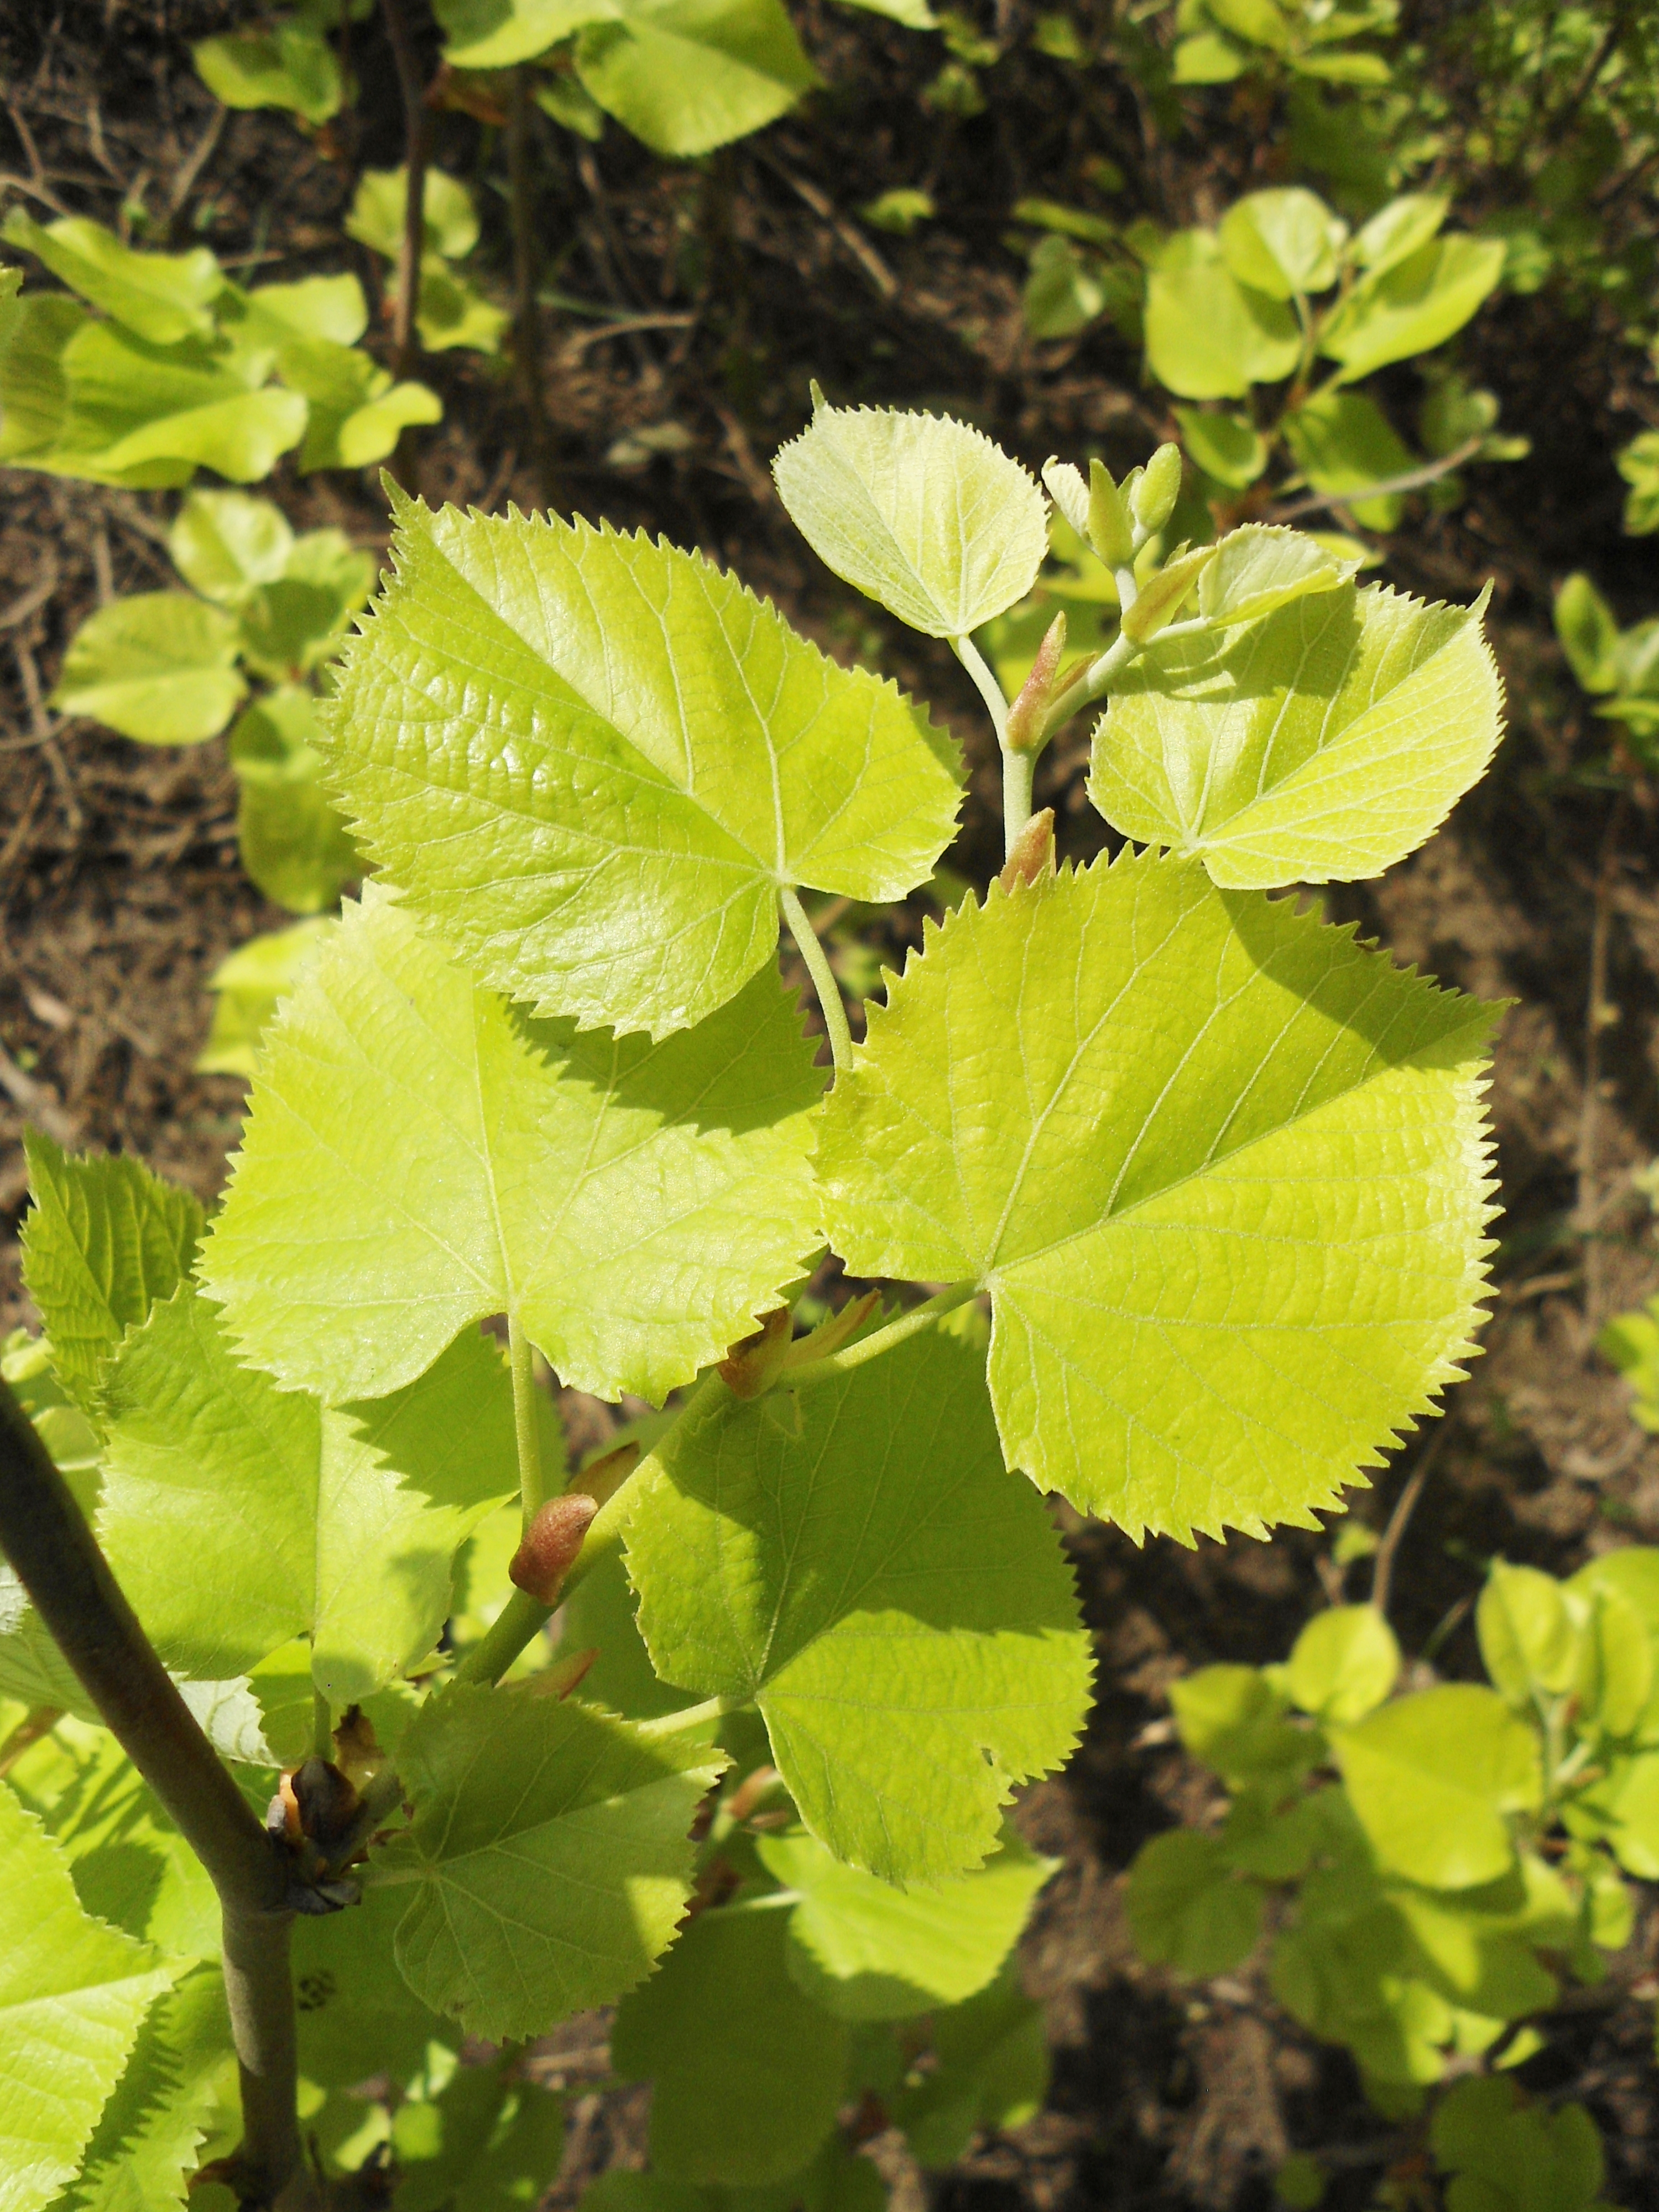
509, 1491, 600, 1605
1133, 443, 1183, 535
569, 1437, 643, 1509
1004, 611, 1067, 754
1087, 458, 1135, 567
999, 808, 1056, 894
520, 1646, 599, 1701
718, 1305, 795, 1398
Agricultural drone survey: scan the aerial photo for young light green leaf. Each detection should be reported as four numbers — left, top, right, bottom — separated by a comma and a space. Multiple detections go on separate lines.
19, 1133, 204, 1422
0, 1785, 179, 2212
1119, 542, 1217, 643
1195, 524, 1357, 629
0, 214, 221, 347
346, 167, 482, 263
194, 918, 334, 1079
436, 0, 616, 69
1285, 1605, 1399, 1725
98, 1287, 520, 1699
773, 399, 1048, 638
1175, 406, 1267, 490
1125, 1829, 1262, 1976
1090, 580, 1503, 888
1170, 1665, 1321, 1790
49, 1965, 235, 2212
625, 1327, 1092, 1884
228, 689, 361, 916
234, 280, 442, 472
36, 320, 307, 490
1319, 234, 1505, 384
50, 594, 246, 745
403, 259, 509, 355
200, 886, 823, 1405
1332, 1684, 1542, 1888
194, 23, 343, 123
1144, 228, 1300, 400
168, 489, 294, 606
322, 497, 959, 1036
1350, 195, 1447, 278
1477, 1563, 1579, 1709
576, 0, 822, 159
611, 1903, 847, 2185
1553, 575, 1620, 696
1280, 389, 1414, 528
758, 1826, 1057, 2021
377, 1684, 722, 2040
818, 852, 1498, 1539
1218, 188, 1347, 300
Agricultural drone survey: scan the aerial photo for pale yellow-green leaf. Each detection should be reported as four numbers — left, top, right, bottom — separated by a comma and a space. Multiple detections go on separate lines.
1091, 580, 1503, 886
817, 851, 1498, 1539
200, 886, 824, 1405
773, 400, 1049, 638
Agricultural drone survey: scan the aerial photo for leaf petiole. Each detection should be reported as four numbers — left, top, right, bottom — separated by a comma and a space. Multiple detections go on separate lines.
637, 1693, 747, 1740
779, 885, 854, 1078
787, 1281, 977, 1390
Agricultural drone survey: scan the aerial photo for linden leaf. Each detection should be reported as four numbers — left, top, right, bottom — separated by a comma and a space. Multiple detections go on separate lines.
757, 1825, 1057, 2020
625, 1327, 1092, 1884
97, 1286, 521, 1700
817, 852, 1498, 1539
375, 1684, 722, 2041
1091, 580, 1503, 888
0, 1785, 179, 2212
322, 494, 960, 1036
200, 886, 824, 1406
19, 1134, 203, 1422
610, 1903, 847, 2185
771, 399, 1048, 638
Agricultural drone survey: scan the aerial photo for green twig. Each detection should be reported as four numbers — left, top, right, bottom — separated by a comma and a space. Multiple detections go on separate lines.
779, 885, 854, 1078
952, 633, 1009, 742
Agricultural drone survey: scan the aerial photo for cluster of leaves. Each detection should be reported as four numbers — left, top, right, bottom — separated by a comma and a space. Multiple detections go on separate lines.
343, 166, 508, 357
1020, 181, 1516, 541
1167, 0, 1396, 91
1127, 1552, 1659, 2135
1554, 572, 1659, 776
1, 402, 1509, 2203
50, 488, 369, 922
0, 210, 440, 486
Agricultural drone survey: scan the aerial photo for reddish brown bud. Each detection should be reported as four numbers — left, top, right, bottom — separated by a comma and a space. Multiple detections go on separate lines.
999, 808, 1056, 893
517, 1646, 601, 1701
1004, 611, 1067, 753
509, 1492, 599, 1604
718, 1306, 795, 1399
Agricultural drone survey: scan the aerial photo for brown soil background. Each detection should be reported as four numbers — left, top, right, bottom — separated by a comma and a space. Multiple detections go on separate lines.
1, 6, 1657, 2209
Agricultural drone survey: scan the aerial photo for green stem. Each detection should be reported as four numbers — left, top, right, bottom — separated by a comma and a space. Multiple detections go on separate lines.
789, 1283, 977, 1390
779, 885, 854, 1078
638, 1693, 744, 1740
1001, 747, 1035, 858
508, 1314, 546, 1531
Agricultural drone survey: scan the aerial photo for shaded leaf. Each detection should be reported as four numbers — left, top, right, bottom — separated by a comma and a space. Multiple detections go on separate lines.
377, 1684, 722, 2039
626, 1327, 1092, 1884
201, 886, 824, 1405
